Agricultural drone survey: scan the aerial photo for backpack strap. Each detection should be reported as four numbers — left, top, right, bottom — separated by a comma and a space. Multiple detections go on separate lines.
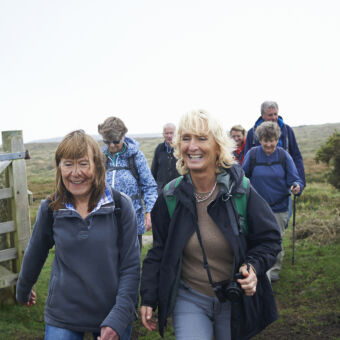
127, 154, 141, 186
110, 187, 123, 249
108, 153, 142, 201
163, 176, 183, 218
164, 175, 249, 235
249, 146, 286, 177
232, 176, 249, 234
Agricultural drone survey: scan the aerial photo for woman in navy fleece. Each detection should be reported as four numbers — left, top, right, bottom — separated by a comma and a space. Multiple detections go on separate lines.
16, 130, 140, 340
242, 121, 303, 282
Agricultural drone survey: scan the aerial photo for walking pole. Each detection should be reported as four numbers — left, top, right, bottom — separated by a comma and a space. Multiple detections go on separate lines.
291, 193, 296, 265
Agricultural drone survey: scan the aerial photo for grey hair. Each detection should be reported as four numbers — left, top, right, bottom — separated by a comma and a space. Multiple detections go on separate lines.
255, 121, 281, 141
261, 101, 279, 116
163, 122, 176, 131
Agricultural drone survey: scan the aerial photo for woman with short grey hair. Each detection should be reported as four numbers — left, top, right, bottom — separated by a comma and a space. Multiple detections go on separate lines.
242, 121, 304, 282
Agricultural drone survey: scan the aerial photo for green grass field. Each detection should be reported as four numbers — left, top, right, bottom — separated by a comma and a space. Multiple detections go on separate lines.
1, 125, 340, 339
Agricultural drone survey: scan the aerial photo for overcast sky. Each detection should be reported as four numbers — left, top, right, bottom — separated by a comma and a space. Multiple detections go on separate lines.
1, 0, 339, 143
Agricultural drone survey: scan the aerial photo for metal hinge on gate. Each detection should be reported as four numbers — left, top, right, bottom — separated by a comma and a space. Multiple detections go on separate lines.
0, 150, 30, 161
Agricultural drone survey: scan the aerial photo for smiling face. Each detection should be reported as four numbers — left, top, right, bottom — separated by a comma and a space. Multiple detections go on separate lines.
262, 107, 279, 122
260, 137, 279, 156
106, 138, 124, 155
230, 130, 244, 147
180, 129, 219, 175
60, 150, 95, 203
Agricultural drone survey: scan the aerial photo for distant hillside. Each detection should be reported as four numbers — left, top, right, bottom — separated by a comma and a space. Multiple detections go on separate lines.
292, 122, 340, 157
28, 133, 162, 144
3, 123, 339, 160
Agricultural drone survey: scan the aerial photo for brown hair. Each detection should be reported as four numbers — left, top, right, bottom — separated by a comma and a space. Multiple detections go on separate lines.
49, 130, 106, 212
98, 116, 128, 141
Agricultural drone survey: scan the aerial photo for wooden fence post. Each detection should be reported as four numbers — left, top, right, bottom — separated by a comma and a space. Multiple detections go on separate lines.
0, 131, 31, 304
2, 131, 31, 269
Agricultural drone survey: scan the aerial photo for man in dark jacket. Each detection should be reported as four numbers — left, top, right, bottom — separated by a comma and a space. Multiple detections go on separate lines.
151, 123, 180, 194
244, 101, 306, 187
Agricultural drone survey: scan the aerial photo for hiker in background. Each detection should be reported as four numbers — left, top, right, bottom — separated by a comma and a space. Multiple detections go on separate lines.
98, 116, 158, 250
140, 110, 281, 340
229, 124, 247, 165
16, 130, 140, 340
242, 121, 303, 283
244, 101, 306, 187
151, 122, 180, 194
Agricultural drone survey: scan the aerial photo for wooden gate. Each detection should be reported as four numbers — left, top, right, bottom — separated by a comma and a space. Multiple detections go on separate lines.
0, 131, 31, 303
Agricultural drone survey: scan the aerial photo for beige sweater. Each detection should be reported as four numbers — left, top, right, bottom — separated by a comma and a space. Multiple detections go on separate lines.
181, 185, 234, 296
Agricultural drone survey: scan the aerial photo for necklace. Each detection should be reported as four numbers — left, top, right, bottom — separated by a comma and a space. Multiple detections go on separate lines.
194, 181, 217, 203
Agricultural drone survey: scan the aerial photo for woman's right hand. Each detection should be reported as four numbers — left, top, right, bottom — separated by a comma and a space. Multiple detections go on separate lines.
24, 290, 36, 307
140, 305, 157, 331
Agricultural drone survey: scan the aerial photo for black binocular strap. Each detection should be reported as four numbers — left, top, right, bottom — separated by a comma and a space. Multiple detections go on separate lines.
193, 221, 217, 288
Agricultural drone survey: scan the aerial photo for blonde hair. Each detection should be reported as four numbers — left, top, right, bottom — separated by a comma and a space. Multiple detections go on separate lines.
173, 110, 235, 175
230, 125, 247, 138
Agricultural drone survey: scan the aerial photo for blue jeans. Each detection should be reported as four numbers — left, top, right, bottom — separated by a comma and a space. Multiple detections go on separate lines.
172, 281, 231, 340
45, 324, 132, 340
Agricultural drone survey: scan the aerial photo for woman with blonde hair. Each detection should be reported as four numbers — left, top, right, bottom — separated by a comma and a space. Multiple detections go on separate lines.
140, 110, 281, 339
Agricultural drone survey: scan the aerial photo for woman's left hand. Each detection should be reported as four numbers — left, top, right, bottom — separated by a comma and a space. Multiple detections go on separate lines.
144, 212, 152, 231
237, 264, 257, 296
97, 326, 119, 340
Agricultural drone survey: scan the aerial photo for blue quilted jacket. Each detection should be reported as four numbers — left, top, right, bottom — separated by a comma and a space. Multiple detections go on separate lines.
104, 137, 158, 235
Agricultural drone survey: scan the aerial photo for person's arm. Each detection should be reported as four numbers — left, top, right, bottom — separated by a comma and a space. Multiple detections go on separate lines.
140, 195, 170, 331
135, 151, 158, 213
243, 185, 282, 276
100, 194, 140, 337
241, 150, 251, 177
144, 212, 152, 231
16, 200, 55, 305
244, 129, 254, 155
286, 126, 306, 186
151, 145, 159, 180
285, 152, 304, 195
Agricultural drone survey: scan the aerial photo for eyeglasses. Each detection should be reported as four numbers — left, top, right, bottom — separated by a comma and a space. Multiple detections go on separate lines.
103, 139, 121, 145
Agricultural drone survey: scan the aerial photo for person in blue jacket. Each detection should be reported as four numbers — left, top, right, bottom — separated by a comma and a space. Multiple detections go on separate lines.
16, 130, 140, 340
98, 116, 158, 250
242, 121, 304, 282
140, 110, 281, 340
244, 101, 306, 187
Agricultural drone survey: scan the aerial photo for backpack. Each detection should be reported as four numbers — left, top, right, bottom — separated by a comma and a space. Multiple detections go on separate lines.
248, 146, 286, 178
163, 175, 249, 234
248, 147, 290, 207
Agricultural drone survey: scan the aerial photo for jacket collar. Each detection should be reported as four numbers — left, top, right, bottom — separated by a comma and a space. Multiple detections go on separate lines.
176, 165, 244, 209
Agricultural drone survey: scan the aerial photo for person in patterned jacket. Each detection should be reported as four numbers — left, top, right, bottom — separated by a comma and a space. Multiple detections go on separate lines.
98, 116, 158, 250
